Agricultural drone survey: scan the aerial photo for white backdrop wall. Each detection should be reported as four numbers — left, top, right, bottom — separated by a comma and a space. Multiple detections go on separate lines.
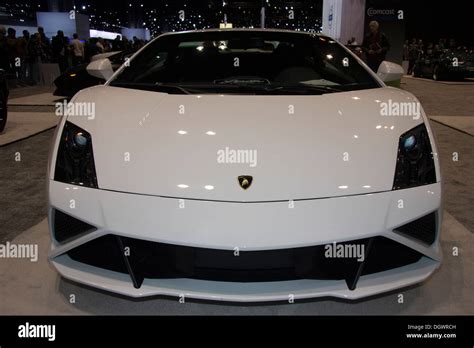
36, 12, 90, 39
340, 0, 366, 44
322, 0, 366, 44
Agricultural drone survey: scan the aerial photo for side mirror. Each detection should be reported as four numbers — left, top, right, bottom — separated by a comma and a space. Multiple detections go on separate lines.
86, 58, 114, 81
377, 61, 405, 82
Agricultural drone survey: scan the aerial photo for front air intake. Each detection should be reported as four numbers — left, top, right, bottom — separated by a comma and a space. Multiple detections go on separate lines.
53, 209, 97, 243
394, 212, 437, 245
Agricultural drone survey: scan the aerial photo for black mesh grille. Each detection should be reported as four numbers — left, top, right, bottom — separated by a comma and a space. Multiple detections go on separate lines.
67, 235, 423, 289
54, 209, 97, 243
394, 212, 437, 245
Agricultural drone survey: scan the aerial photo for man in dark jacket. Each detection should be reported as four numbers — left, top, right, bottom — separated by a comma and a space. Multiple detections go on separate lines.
52, 30, 69, 73
0, 26, 10, 73
362, 20, 390, 72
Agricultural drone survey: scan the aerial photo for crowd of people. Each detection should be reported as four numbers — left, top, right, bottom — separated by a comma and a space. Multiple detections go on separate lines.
403, 38, 467, 75
0, 25, 147, 86
2, 22, 470, 87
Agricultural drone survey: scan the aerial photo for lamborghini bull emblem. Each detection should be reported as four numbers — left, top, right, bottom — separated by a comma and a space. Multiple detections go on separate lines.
238, 175, 253, 190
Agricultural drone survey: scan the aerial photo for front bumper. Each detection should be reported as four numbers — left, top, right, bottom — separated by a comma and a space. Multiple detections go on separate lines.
48, 180, 442, 302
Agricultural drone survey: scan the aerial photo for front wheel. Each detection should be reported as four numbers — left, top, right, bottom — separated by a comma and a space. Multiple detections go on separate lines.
0, 91, 7, 133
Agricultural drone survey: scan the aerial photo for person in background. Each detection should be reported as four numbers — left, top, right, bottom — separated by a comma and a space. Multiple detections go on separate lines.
132, 36, 138, 49
133, 36, 144, 50
403, 40, 409, 61
27, 33, 45, 85
407, 38, 418, 75
37, 26, 51, 62
122, 35, 131, 50
426, 43, 434, 56
96, 37, 105, 53
52, 30, 69, 73
104, 39, 112, 52
6, 28, 20, 79
112, 35, 123, 51
438, 38, 446, 51
0, 26, 10, 74
448, 38, 457, 50
71, 33, 84, 66
417, 39, 424, 54
362, 20, 390, 72
17, 30, 30, 82
37, 26, 49, 44
85, 38, 99, 61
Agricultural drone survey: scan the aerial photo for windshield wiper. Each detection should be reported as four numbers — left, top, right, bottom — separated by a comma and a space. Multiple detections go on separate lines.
214, 77, 271, 85
154, 82, 194, 94
110, 81, 350, 95
110, 82, 203, 94
111, 81, 259, 94
264, 83, 344, 94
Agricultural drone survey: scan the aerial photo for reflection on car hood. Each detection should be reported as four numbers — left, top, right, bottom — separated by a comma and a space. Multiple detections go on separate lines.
67, 85, 426, 201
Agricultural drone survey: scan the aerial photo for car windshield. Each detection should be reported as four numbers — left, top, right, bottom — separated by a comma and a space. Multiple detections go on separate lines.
110, 30, 380, 95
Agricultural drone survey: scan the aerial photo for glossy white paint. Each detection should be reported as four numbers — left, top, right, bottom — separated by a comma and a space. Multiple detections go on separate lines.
51, 254, 440, 301
48, 29, 443, 301
59, 85, 438, 202
48, 181, 442, 254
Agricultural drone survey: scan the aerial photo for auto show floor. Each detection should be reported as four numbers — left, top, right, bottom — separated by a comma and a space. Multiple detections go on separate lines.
0, 77, 473, 314
0, 112, 57, 146
402, 76, 474, 116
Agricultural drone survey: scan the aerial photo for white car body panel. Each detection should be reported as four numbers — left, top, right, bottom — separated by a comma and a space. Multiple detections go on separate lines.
48, 179, 441, 301
48, 181, 441, 254
47, 29, 443, 302
52, 255, 438, 301
56, 85, 439, 202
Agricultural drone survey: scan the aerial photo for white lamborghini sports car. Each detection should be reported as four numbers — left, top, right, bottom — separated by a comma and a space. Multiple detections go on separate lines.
48, 29, 442, 302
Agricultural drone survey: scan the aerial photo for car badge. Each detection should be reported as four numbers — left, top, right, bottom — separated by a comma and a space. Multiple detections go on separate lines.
238, 175, 253, 190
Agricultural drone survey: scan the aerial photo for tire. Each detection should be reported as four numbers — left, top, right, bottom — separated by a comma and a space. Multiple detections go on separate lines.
0, 90, 7, 133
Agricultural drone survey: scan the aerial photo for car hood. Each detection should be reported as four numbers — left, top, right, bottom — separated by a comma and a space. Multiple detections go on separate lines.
68, 85, 425, 202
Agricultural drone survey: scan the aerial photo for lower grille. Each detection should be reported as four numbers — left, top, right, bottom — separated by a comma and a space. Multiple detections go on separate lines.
67, 235, 423, 290
394, 212, 437, 245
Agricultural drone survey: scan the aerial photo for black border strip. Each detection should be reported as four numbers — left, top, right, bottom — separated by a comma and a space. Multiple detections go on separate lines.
0, 315, 472, 345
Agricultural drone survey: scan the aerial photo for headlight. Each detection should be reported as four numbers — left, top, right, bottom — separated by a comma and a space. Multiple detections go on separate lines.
392, 124, 436, 190
54, 121, 98, 188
